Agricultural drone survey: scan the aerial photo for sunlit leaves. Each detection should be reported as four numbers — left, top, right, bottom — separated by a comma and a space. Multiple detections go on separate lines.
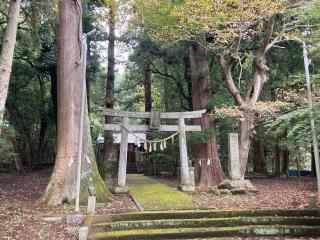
132, 0, 286, 49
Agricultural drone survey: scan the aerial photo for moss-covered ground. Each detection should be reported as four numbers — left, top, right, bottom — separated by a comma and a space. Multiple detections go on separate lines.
126, 174, 194, 210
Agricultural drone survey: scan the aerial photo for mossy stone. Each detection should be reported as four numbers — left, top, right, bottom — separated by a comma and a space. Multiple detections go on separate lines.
112, 186, 129, 194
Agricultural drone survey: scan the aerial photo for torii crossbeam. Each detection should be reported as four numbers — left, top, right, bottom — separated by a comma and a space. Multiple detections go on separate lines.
101, 108, 206, 193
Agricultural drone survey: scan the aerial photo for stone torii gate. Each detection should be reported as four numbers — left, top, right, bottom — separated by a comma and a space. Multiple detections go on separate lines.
102, 108, 206, 193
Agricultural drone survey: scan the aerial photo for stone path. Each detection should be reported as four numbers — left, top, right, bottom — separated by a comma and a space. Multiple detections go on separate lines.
126, 174, 194, 211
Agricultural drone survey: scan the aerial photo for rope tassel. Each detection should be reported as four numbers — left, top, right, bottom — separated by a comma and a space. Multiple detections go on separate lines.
160, 142, 164, 151
164, 140, 167, 149
149, 143, 152, 152
144, 142, 147, 151
153, 143, 157, 151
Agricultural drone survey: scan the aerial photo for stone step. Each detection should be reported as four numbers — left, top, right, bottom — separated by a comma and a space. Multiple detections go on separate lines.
91, 209, 320, 222
90, 225, 320, 240
91, 216, 320, 231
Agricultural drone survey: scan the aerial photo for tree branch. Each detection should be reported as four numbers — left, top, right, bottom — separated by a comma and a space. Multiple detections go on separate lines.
218, 53, 245, 106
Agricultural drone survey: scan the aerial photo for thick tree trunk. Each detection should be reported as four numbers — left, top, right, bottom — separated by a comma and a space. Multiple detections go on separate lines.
253, 139, 267, 173
190, 33, 225, 187
40, 0, 113, 206
238, 108, 255, 178
100, 6, 116, 178
0, 0, 21, 134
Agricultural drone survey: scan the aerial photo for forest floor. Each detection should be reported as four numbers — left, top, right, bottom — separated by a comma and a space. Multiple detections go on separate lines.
0, 169, 319, 239
0, 168, 136, 240
152, 175, 320, 210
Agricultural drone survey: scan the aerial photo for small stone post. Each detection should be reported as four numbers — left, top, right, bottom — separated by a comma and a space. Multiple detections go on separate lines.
114, 116, 129, 193
178, 117, 194, 192
228, 133, 242, 180
79, 227, 89, 240
308, 195, 318, 209
87, 196, 96, 215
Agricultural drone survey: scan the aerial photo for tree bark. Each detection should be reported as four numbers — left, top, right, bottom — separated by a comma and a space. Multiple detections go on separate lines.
282, 148, 290, 176
100, 4, 116, 178
0, 0, 21, 134
253, 139, 267, 173
143, 62, 152, 174
190, 33, 225, 187
144, 63, 152, 113
273, 142, 281, 176
40, 0, 113, 206
311, 147, 316, 177
184, 48, 193, 111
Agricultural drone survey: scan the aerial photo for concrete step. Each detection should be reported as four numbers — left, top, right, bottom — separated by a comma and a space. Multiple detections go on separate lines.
85, 209, 320, 240
89, 209, 320, 223
91, 216, 320, 231
90, 225, 320, 240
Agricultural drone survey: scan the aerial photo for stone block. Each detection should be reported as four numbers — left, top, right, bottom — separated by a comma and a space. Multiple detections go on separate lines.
65, 214, 84, 224
228, 133, 242, 180
219, 189, 231, 195
112, 185, 129, 194
78, 227, 89, 240
34, 215, 64, 224
179, 184, 195, 192
87, 196, 96, 215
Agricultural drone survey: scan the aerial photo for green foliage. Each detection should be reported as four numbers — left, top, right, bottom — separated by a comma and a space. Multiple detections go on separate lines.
0, 123, 16, 164
265, 103, 320, 154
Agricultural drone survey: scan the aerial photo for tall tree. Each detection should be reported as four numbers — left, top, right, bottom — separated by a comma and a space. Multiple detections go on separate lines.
0, 0, 21, 134
191, 33, 225, 186
100, 0, 117, 178
41, 0, 113, 205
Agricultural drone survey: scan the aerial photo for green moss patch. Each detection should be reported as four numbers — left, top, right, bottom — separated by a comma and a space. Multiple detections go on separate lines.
126, 174, 194, 211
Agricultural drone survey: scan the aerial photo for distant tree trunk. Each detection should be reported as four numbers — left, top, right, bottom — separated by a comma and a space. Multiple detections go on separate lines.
40, 0, 113, 206
311, 147, 316, 177
282, 148, 290, 176
190, 33, 225, 187
273, 142, 281, 176
100, 5, 116, 178
253, 139, 267, 173
49, 64, 58, 125
36, 118, 48, 165
144, 62, 152, 174
0, 0, 21, 134
184, 48, 193, 111
144, 63, 152, 113
295, 148, 301, 179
